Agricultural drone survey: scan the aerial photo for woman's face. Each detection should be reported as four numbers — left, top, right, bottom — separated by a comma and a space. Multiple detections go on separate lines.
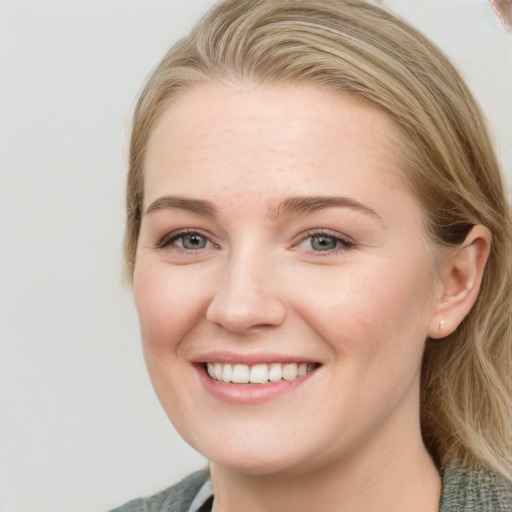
134, 83, 442, 475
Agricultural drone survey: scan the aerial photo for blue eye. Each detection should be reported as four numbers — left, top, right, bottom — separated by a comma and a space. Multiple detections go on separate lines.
299, 230, 355, 254
180, 233, 208, 250
157, 230, 214, 251
309, 235, 338, 251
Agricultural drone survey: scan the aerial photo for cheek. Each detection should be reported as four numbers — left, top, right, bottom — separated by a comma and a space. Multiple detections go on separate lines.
132, 262, 213, 427
296, 258, 435, 356
133, 262, 207, 355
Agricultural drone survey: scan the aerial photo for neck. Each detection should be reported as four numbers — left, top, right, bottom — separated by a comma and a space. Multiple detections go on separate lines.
210, 416, 441, 512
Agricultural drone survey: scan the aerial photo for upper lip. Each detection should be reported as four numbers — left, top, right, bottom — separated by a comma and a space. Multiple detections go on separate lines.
192, 351, 322, 366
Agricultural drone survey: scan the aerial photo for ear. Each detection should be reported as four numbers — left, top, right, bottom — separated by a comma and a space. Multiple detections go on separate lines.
428, 225, 491, 339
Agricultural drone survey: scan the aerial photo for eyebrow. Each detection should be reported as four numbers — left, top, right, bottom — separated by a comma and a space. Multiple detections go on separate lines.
145, 196, 217, 217
144, 194, 382, 221
273, 195, 383, 221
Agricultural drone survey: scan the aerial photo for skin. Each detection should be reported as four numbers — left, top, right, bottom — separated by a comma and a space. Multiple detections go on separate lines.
133, 83, 489, 512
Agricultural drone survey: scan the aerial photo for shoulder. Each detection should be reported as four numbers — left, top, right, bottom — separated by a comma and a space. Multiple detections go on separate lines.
109, 469, 210, 512
440, 460, 512, 511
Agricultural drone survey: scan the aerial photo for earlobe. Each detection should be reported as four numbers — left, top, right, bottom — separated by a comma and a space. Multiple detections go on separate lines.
428, 225, 491, 339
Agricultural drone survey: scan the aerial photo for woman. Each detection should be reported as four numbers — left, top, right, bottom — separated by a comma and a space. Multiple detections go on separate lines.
114, 1, 512, 510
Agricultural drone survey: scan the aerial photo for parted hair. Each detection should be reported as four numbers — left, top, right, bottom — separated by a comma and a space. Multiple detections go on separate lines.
125, 0, 512, 479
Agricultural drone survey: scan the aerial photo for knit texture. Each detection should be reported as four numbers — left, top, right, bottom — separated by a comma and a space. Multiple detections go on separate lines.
439, 461, 512, 511
110, 470, 209, 512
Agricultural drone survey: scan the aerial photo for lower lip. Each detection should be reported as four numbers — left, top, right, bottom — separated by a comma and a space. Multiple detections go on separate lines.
195, 365, 317, 405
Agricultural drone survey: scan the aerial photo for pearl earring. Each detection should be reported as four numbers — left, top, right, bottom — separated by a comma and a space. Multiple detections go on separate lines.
438, 319, 445, 331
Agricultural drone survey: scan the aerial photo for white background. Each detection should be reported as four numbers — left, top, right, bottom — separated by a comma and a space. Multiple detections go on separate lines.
0, 1, 510, 511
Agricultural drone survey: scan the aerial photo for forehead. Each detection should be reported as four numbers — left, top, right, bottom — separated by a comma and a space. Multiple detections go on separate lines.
143, 83, 410, 215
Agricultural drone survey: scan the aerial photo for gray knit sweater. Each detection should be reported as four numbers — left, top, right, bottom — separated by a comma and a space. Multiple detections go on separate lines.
111, 461, 512, 512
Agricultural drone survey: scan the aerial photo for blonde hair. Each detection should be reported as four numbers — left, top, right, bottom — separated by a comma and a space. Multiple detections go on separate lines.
125, 0, 512, 479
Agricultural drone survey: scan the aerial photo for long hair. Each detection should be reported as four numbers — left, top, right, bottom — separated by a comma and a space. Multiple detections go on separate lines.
124, 0, 511, 479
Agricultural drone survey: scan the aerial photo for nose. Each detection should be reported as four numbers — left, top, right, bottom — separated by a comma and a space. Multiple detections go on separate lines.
206, 248, 287, 333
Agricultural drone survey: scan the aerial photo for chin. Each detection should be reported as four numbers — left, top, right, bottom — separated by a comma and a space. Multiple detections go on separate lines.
208, 449, 307, 477
183, 425, 315, 477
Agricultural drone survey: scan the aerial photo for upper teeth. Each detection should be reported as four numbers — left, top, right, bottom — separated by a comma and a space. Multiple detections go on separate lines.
206, 362, 315, 384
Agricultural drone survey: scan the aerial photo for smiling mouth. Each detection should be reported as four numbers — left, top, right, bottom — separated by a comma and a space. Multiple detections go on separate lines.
204, 362, 318, 385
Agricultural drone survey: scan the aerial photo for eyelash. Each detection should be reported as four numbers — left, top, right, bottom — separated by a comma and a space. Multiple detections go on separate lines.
156, 229, 218, 251
156, 228, 355, 255
296, 229, 356, 254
